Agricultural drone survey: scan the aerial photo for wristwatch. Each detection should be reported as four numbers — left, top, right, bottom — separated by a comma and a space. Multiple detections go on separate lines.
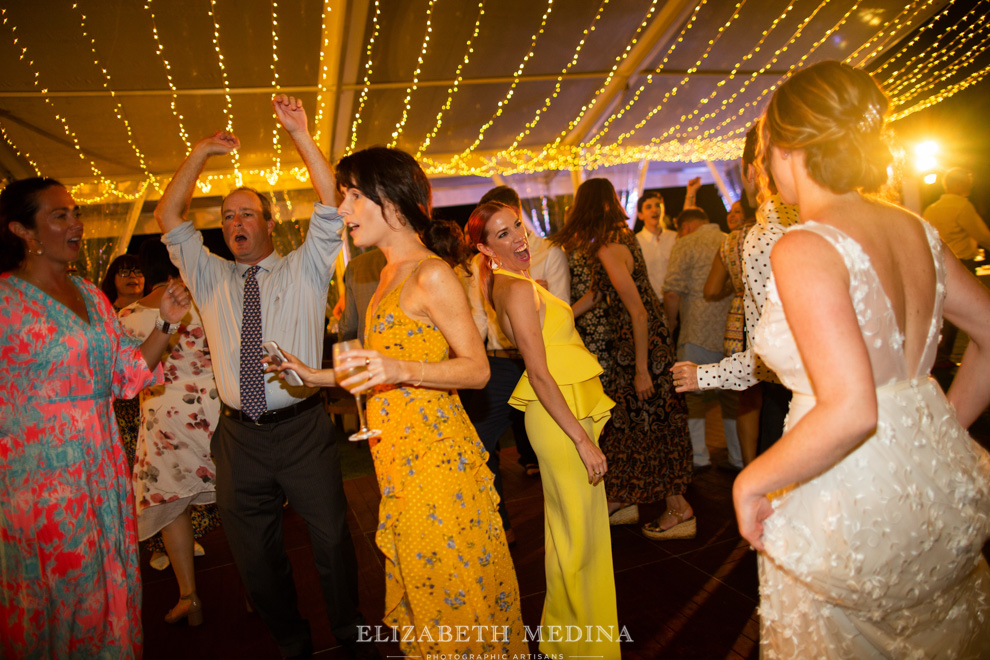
155, 314, 179, 335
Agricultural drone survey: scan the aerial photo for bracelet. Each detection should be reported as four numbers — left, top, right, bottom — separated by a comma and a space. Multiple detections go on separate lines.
414, 360, 425, 386
155, 314, 179, 335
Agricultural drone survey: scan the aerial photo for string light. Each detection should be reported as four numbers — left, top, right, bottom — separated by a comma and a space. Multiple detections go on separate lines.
144, 0, 192, 152
871, 0, 967, 79
671, 0, 844, 142
887, 62, 990, 122
344, 0, 381, 155
1, 8, 105, 180
208, 0, 241, 185
3, 0, 987, 191
415, 1, 485, 158
448, 0, 556, 167
550, 0, 661, 149
880, 1, 989, 103
387, 0, 437, 148
313, 0, 334, 148
845, 0, 934, 67
71, 1, 158, 195
268, 0, 283, 185
505, 0, 611, 153
0, 120, 41, 176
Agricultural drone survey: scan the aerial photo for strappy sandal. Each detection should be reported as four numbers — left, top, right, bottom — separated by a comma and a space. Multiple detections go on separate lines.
642, 509, 697, 540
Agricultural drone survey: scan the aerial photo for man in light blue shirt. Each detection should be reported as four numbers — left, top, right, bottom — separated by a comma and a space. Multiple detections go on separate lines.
156, 96, 375, 660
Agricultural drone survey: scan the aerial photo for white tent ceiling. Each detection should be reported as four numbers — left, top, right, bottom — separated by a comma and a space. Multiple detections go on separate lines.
1, 0, 988, 215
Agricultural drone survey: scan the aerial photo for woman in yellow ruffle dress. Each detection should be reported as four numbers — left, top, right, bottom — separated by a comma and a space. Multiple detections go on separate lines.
468, 201, 621, 660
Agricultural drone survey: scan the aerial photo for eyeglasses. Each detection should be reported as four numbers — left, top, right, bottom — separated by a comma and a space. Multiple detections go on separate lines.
118, 268, 143, 277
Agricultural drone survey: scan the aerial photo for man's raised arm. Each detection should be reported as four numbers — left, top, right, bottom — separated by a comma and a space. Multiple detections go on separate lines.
154, 131, 240, 233
272, 95, 335, 204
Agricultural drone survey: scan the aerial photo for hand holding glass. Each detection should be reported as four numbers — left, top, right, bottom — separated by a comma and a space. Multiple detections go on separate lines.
332, 339, 381, 441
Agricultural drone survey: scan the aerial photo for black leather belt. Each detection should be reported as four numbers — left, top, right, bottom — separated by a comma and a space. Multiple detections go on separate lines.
220, 394, 321, 425
487, 349, 522, 360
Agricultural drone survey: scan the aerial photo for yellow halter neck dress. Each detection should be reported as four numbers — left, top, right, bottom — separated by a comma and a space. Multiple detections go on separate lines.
364, 257, 527, 657
500, 269, 621, 659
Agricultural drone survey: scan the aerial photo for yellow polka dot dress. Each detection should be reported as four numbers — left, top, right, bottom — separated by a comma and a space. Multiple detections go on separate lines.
365, 258, 527, 657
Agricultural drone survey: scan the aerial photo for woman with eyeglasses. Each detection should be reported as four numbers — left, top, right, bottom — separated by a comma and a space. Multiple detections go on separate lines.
100, 254, 146, 311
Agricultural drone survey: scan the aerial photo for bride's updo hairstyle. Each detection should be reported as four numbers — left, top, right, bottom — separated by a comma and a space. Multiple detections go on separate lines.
760, 60, 891, 195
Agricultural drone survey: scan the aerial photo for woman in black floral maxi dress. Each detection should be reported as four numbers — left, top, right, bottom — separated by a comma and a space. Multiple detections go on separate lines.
558, 178, 693, 540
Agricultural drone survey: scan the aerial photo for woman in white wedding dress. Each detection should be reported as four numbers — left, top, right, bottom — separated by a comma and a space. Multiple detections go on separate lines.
733, 60, 990, 658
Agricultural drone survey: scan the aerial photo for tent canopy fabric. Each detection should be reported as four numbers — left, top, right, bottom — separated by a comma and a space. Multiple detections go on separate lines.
2, 0, 985, 202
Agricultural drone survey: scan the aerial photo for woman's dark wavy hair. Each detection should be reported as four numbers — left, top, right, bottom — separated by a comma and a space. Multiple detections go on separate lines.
757, 60, 892, 198
424, 218, 471, 271
335, 147, 462, 262
0, 177, 63, 273
100, 253, 143, 302
551, 178, 629, 257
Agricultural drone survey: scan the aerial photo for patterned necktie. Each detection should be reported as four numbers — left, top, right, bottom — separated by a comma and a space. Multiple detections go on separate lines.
239, 265, 266, 420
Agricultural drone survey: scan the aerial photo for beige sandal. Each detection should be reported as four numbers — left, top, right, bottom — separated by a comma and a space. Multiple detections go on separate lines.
608, 503, 639, 526
642, 509, 696, 540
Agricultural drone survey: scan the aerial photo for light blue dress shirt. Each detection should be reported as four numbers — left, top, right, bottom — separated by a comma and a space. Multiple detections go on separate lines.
164, 202, 344, 411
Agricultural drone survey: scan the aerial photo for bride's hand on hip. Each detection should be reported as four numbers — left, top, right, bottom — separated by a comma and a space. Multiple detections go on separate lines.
733, 475, 774, 552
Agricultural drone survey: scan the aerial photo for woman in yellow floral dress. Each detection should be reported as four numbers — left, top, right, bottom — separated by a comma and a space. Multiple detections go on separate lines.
268, 147, 526, 657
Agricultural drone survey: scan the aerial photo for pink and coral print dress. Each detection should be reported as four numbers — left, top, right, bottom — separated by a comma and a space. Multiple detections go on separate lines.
0, 273, 161, 659
364, 257, 527, 657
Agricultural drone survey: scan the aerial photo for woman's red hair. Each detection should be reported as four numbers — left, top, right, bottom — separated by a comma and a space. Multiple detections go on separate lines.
465, 201, 516, 309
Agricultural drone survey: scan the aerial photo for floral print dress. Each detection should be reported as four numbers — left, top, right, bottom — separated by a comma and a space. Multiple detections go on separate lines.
364, 257, 527, 657
0, 273, 160, 659
582, 231, 691, 504
118, 301, 219, 542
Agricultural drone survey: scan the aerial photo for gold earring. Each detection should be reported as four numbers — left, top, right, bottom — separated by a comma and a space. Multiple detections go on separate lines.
489, 257, 500, 271
30, 241, 44, 256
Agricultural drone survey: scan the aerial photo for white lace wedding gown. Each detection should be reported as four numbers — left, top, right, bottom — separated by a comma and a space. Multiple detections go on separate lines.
752, 220, 990, 659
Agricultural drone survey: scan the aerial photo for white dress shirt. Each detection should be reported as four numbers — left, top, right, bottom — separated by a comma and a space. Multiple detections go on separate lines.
527, 232, 571, 304
164, 202, 344, 411
637, 227, 677, 302
696, 196, 800, 390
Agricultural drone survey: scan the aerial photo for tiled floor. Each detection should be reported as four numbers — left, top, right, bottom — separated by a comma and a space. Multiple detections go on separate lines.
140, 394, 990, 659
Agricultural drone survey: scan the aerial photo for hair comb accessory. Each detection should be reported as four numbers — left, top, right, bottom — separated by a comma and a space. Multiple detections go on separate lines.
856, 103, 881, 133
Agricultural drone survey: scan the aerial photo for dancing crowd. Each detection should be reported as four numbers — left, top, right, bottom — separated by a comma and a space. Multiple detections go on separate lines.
3, 60, 990, 660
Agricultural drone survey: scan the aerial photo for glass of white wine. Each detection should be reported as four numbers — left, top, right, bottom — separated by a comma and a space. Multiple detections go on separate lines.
332, 339, 381, 442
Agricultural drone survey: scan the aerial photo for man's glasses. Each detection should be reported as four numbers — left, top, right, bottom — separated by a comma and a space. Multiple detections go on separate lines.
118, 268, 143, 277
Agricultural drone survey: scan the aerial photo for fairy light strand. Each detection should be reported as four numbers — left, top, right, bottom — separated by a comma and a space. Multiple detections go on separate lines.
312, 0, 334, 148
269, 0, 283, 185
0, 119, 41, 175
387, 0, 437, 148
344, 0, 381, 155
144, 0, 192, 152
415, 1, 485, 158
208, 0, 241, 185
72, 2, 155, 184
1, 9, 108, 188
550, 0, 661, 150
505, 0, 611, 153
880, 1, 988, 100
449, 0, 556, 166
669, 0, 835, 142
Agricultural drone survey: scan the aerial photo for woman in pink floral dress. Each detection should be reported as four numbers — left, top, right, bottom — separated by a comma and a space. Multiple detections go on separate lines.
119, 238, 220, 627
0, 178, 190, 658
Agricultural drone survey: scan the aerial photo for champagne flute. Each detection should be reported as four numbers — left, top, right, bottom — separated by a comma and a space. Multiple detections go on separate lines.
332, 339, 381, 442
